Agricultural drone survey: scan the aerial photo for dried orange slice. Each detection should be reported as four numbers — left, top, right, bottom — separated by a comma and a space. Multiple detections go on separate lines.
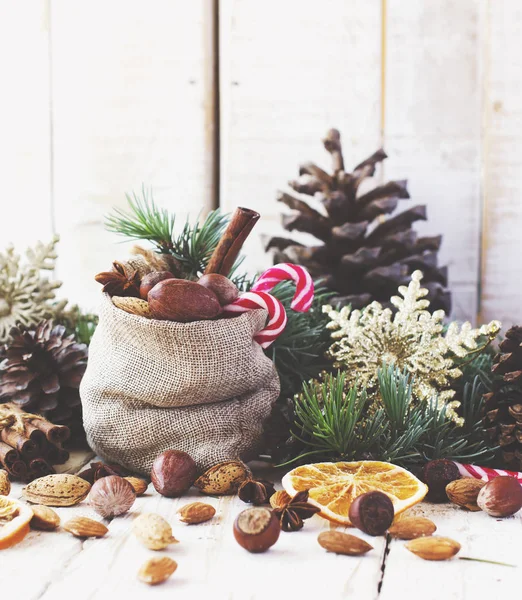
282, 461, 428, 525
0, 496, 33, 549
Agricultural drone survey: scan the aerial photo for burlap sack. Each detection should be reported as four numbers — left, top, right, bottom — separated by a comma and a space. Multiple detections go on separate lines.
80, 294, 280, 475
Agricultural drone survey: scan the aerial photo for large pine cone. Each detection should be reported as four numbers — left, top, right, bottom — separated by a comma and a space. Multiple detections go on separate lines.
483, 325, 522, 469
0, 321, 88, 445
266, 129, 451, 312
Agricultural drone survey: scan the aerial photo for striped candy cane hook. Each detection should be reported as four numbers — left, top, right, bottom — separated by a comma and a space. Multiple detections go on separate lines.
251, 263, 314, 312
222, 291, 287, 349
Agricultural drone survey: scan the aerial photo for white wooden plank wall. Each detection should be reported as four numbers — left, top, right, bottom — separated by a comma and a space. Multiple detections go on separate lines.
219, 0, 382, 275
1, 1, 522, 325
384, 0, 483, 321
481, 0, 522, 327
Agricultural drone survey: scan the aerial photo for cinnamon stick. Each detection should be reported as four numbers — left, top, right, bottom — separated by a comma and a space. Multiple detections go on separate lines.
44, 443, 70, 465
0, 428, 39, 458
24, 424, 47, 451
28, 458, 55, 479
5, 403, 70, 444
204, 207, 260, 276
0, 441, 19, 469
6, 460, 28, 480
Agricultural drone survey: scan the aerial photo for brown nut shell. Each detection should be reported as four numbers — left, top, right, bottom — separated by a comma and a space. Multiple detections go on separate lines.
406, 536, 461, 561
30, 505, 60, 531
387, 517, 437, 540
88, 475, 136, 517
178, 502, 216, 524
23, 474, 91, 507
477, 476, 522, 517
194, 461, 249, 495
139, 271, 175, 300
138, 557, 178, 585
148, 279, 221, 322
63, 517, 108, 538
348, 491, 394, 536
318, 531, 373, 555
198, 274, 239, 306
446, 478, 486, 511
151, 450, 197, 498
233, 507, 280, 553
124, 477, 149, 496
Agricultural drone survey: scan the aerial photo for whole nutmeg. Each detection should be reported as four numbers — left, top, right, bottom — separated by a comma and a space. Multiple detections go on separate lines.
446, 478, 486, 511
233, 507, 280, 553
422, 459, 460, 502
148, 279, 221, 322
477, 476, 522, 517
198, 274, 239, 306
139, 271, 175, 300
89, 475, 136, 517
151, 450, 197, 498
348, 491, 394, 536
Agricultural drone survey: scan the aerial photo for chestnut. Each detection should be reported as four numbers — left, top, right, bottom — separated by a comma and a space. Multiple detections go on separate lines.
151, 450, 197, 498
477, 476, 522, 517
348, 491, 394, 536
198, 274, 239, 306
233, 507, 280, 553
422, 459, 460, 503
139, 271, 175, 300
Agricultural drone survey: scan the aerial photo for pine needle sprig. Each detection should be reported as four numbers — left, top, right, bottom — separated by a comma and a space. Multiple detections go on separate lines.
105, 188, 175, 252
290, 372, 387, 461
266, 281, 334, 399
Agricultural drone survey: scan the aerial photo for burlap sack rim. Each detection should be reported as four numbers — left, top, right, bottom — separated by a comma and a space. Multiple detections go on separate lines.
101, 292, 266, 335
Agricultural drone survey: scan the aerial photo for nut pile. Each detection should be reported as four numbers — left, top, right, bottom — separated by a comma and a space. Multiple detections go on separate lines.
96, 263, 240, 324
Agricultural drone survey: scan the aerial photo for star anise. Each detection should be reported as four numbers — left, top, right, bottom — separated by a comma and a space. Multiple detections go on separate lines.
272, 490, 320, 532
78, 461, 126, 484
94, 261, 140, 297
238, 478, 276, 505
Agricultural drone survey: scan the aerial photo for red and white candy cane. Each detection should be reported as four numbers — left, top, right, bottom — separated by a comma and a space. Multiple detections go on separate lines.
251, 263, 314, 312
453, 462, 522, 483
222, 291, 287, 349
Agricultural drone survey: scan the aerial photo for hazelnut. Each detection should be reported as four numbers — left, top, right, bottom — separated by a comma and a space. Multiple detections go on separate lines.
422, 459, 460, 502
139, 271, 175, 300
477, 476, 522, 517
151, 450, 197, 498
348, 491, 394, 536
197, 274, 239, 306
233, 507, 280, 553
88, 475, 136, 517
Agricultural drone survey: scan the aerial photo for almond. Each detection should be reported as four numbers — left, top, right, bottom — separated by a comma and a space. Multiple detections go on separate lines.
23, 474, 91, 507
270, 490, 291, 509
124, 477, 149, 496
178, 502, 216, 524
318, 531, 373, 556
0, 470, 10, 496
30, 505, 60, 531
138, 557, 178, 586
446, 478, 486, 511
63, 517, 108, 538
406, 536, 461, 561
194, 461, 250, 495
112, 296, 152, 318
387, 517, 437, 540
132, 513, 179, 550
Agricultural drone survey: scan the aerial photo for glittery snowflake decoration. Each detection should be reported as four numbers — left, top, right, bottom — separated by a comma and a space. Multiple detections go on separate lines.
323, 270, 501, 424
0, 236, 67, 343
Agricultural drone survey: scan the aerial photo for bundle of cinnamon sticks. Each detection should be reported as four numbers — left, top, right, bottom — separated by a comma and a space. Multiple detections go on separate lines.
0, 403, 70, 481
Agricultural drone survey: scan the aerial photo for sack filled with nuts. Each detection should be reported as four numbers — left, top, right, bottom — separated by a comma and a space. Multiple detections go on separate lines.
81, 293, 280, 475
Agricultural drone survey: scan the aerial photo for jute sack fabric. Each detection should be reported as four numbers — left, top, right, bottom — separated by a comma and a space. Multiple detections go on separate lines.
80, 294, 280, 475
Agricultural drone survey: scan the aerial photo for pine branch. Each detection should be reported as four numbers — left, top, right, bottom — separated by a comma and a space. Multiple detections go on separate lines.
105, 189, 249, 283
105, 188, 175, 253
265, 281, 334, 399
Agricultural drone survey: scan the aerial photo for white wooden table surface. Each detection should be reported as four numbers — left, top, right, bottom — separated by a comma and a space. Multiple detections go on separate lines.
2, 452, 520, 600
